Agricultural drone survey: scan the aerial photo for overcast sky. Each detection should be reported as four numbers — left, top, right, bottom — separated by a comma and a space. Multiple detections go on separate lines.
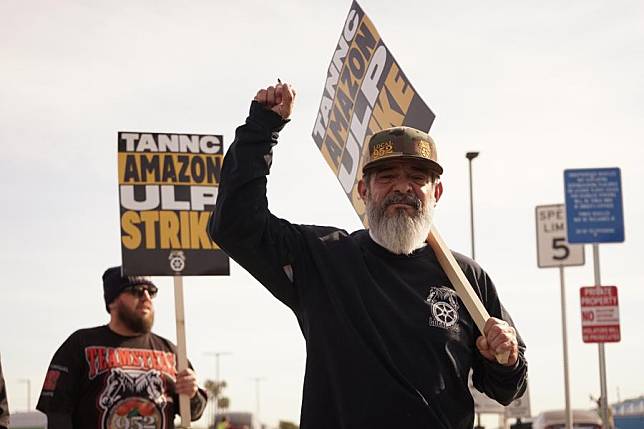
1, 1, 643, 427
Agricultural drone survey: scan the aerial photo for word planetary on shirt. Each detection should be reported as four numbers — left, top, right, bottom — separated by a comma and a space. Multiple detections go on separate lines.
85, 346, 177, 380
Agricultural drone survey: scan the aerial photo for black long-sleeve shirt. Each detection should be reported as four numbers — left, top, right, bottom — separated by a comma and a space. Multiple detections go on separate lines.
209, 101, 528, 429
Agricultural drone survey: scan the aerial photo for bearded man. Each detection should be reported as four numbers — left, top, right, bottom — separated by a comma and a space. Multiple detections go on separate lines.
37, 266, 207, 429
209, 83, 527, 429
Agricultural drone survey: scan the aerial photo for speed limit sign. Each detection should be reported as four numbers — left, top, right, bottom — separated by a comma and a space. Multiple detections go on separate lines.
535, 204, 585, 268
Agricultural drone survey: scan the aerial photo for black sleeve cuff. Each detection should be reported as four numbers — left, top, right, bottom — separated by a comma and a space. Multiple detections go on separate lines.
481, 353, 526, 380
190, 388, 208, 420
248, 101, 290, 133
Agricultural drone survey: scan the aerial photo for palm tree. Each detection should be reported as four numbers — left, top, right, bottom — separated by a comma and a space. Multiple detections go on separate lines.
203, 379, 229, 425
217, 396, 230, 411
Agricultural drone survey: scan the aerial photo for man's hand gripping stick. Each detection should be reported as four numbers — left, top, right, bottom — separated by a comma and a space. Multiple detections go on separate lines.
427, 225, 511, 365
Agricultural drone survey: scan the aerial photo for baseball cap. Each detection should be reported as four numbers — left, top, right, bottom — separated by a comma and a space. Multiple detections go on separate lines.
102, 266, 156, 313
362, 126, 443, 175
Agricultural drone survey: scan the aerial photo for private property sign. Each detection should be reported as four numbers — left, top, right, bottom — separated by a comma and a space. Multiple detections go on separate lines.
580, 286, 620, 343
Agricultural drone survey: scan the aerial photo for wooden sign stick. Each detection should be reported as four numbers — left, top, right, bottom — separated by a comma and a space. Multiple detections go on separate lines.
174, 275, 192, 427
427, 225, 510, 364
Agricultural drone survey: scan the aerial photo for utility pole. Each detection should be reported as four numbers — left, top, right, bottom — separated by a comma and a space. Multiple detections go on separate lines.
251, 377, 266, 423
205, 351, 232, 384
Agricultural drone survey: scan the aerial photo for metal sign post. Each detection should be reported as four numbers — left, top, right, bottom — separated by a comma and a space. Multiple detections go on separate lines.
564, 168, 625, 429
579, 279, 621, 426
559, 265, 572, 429
592, 245, 609, 427
535, 204, 585, 429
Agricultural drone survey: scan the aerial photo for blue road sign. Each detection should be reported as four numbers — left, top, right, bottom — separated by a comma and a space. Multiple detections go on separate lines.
564, 168, 625, 243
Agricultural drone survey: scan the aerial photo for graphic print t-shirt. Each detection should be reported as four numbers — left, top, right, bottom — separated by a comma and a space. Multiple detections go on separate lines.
37, 325, 184, 429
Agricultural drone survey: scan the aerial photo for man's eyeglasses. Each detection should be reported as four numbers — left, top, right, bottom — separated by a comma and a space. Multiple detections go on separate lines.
123, 284, 158, 299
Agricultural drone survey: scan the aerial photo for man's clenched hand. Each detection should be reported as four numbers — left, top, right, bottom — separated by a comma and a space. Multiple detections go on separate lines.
476, 317, 519, 366
254, 82, 296, 119
175, 368, 199, 398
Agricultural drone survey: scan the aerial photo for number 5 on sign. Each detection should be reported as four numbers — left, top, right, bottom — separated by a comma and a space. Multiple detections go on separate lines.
535, 204, 585, 268
551, 238, 570, 260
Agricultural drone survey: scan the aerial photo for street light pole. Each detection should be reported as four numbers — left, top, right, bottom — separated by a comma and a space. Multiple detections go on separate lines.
204, 351, 232, 383
466, 151, 482, 428
251, 377, 266, 423
466, 152, 480, 260
18, 378, 31, 411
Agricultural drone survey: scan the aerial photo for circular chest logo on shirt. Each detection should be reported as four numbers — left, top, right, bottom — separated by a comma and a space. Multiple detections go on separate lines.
426, 286, 460, 329
106, 397, 163, 429
99, 368, 167, 429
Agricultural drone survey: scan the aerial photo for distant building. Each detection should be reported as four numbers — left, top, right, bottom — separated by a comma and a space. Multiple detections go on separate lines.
614, 396, 644, 416
612, 396, 644, 429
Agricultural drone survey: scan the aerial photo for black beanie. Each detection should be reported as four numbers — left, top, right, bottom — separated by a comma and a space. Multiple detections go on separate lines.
102, 266, 156, 313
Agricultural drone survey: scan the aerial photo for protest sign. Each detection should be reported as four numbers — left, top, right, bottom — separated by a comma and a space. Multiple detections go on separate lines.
118, 132, 229, 276
312, 1, 435, 224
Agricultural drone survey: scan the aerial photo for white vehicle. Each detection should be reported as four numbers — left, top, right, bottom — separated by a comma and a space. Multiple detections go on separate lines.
9, 411, 47, 429
533, 409, 603, 429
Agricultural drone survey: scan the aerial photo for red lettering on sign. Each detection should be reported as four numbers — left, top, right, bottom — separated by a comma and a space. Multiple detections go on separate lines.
580, 286, 620, 343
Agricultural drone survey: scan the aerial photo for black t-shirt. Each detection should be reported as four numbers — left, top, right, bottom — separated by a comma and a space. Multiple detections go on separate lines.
209, 102, 528, 429
37, 325, 206, 429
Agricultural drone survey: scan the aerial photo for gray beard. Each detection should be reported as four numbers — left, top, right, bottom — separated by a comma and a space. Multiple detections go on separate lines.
366, 192, 435, 255
115, 301, 154, 334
